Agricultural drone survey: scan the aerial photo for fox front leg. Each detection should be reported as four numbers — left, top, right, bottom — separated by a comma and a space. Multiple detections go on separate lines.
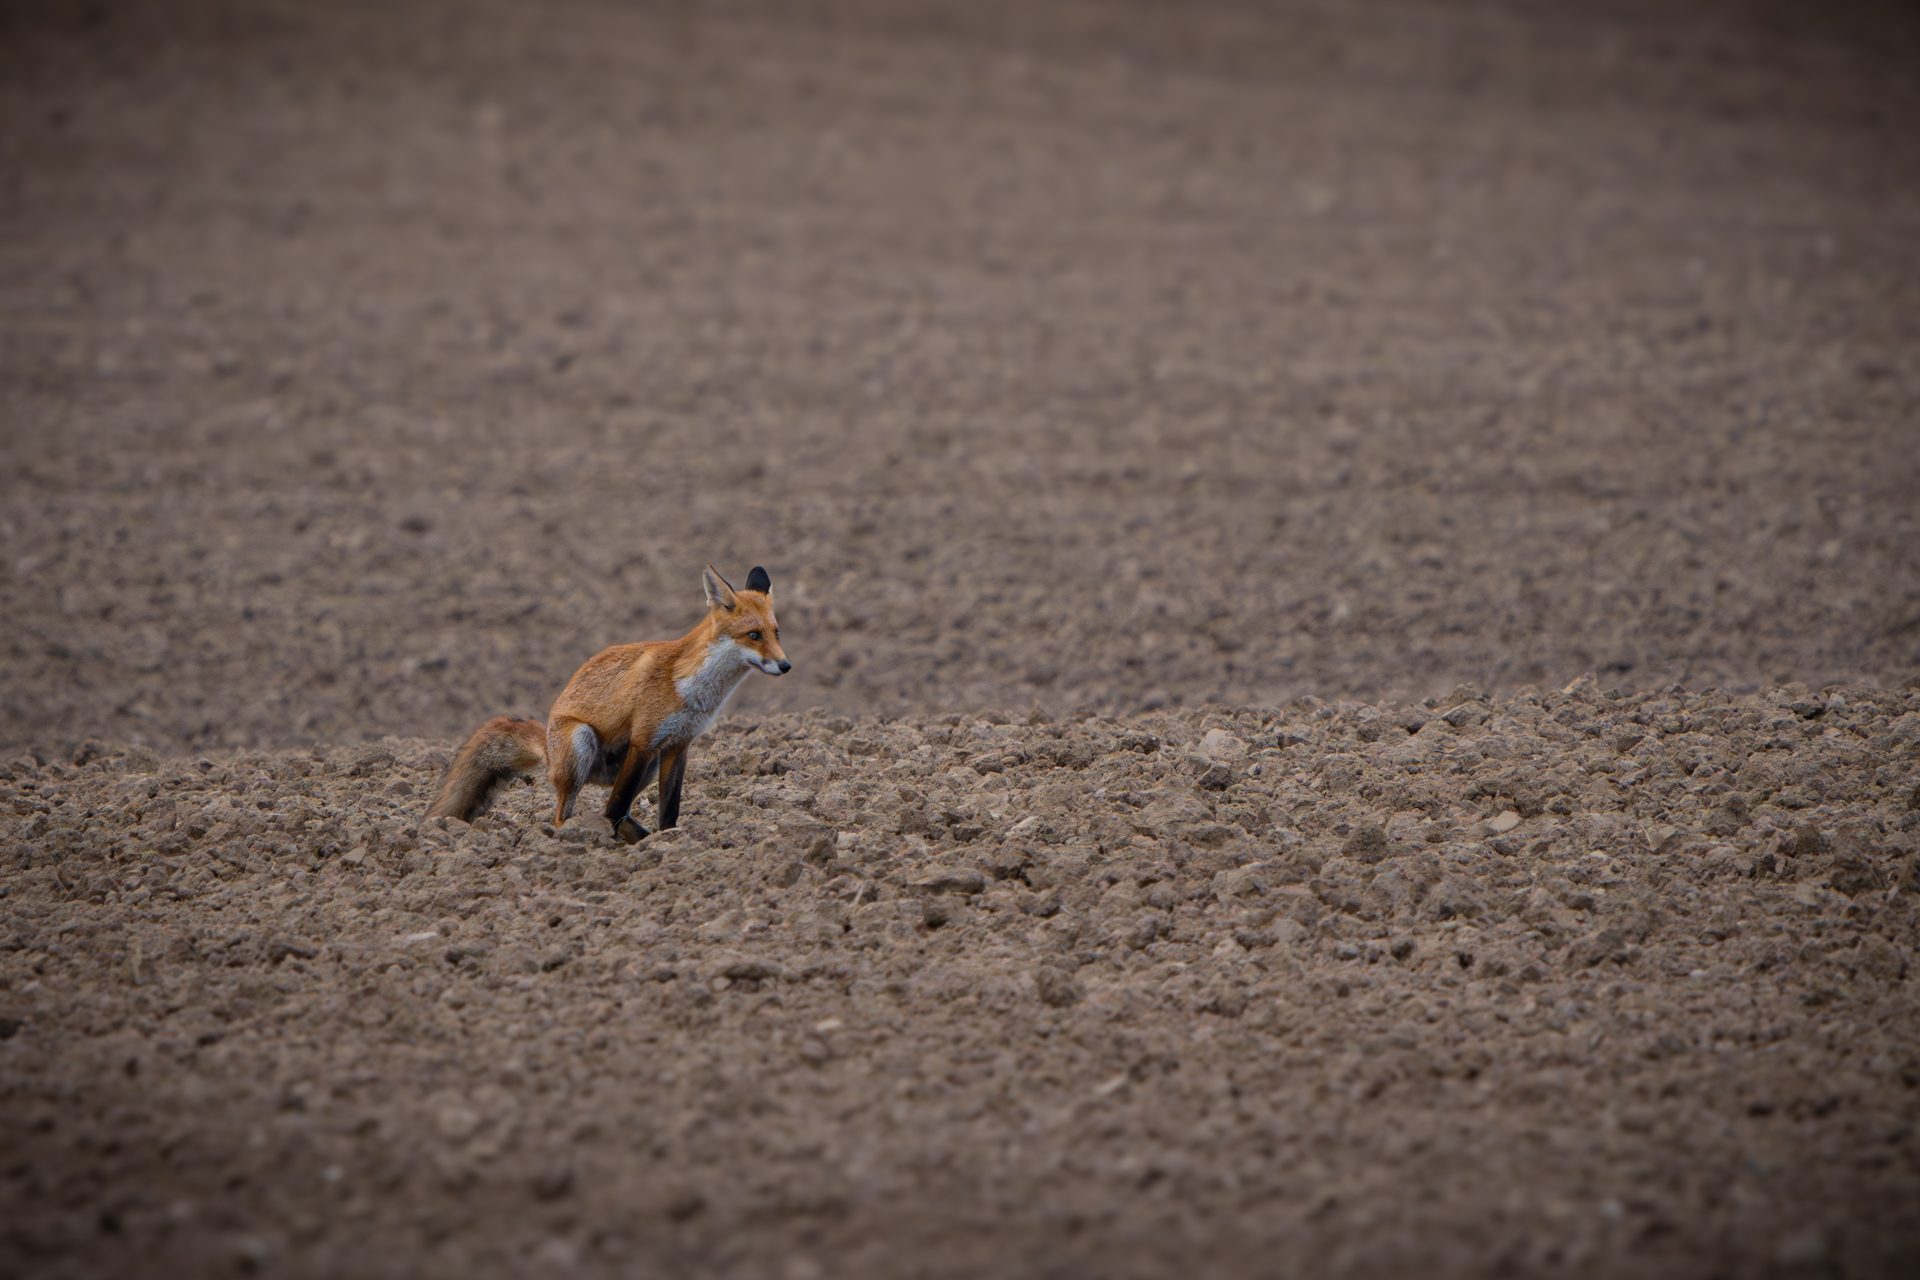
605, 747, 660, 846
657, 745, 688, 831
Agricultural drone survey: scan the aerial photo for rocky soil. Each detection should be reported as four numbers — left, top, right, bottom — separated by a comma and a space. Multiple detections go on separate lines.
3, 0, 1920, 1276
3, 680, 1918, 1277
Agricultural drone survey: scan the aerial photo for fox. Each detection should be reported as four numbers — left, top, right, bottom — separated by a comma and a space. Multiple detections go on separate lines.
426, 564, 790, 844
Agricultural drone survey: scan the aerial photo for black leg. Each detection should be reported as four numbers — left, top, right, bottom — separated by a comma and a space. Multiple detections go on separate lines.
658, 747, 688, 830
605, 749, 659, 844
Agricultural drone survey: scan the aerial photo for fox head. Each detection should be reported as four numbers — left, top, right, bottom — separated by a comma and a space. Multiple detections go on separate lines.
703, 565, 790, 676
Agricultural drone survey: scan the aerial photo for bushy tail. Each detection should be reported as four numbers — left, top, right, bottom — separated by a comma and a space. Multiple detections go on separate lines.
426, 716, 547, 822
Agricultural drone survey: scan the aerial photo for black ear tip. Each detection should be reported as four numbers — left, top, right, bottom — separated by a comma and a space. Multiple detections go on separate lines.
745, 566, 772, 592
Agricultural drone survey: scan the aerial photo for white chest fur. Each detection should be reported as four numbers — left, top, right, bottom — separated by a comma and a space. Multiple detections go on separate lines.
652, 637, 752, 749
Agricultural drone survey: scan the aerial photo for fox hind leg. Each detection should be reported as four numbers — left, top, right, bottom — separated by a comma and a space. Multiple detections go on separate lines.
548, 719, 599, 825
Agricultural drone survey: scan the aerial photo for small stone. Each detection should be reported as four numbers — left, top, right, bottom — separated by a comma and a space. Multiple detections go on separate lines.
1018, 891, 1062, 918
1776, 824, 1825, 858
1382, 724, 1446, 764
349, 748, 395, 778
1558, 674, 1598, 698
665, 1189, 706, 1221
697, 910, 745, 943
1341, 825, 1389, 861
721, 960, 781, 982
912, 868, 986, 896
531, 1165, 574, 1201
1124, 914, 1172, 949
1567, 926, 1632, 969
1488, 811, 1522, 834
1198, 729, 1248, 763
1211, 865, 1271, 899
1376, 706, 1422, 735
1828, 851, 1886, 897
1034, 966, 1083, 1008
1198, 983, 1248, 1018
433, 1100, 483, 1142
268, 938, 319, 962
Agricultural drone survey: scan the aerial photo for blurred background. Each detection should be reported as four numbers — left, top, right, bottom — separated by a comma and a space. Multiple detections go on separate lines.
1, 0, 1916, 758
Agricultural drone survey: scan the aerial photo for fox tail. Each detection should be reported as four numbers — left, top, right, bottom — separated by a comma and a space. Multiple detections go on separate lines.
426, 716, 547, 822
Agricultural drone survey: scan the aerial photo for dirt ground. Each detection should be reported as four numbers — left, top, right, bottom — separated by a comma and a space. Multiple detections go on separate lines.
3, 688, 1919, 1278
2, 0, 1918, 1276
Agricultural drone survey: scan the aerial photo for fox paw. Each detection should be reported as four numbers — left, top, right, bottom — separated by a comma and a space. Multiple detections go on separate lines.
614, 818, 649, 846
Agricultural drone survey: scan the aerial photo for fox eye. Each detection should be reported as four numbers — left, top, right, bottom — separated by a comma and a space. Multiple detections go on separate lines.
747, 630, 763, 641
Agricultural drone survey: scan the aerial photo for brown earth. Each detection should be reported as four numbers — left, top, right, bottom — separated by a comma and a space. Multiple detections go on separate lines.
3, 686, 1919, 1278
2, 0, 1919, 1276
2, 0, 1919, 757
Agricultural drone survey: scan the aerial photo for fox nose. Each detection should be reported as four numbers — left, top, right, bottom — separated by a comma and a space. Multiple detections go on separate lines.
777, 660, 791, 674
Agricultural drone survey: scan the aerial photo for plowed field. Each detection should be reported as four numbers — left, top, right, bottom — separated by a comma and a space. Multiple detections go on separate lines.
2, 1, 1917, 1276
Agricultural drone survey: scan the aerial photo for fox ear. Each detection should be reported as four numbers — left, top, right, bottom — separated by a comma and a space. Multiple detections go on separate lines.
703, 565, 737, 611
745, 565, 772, 594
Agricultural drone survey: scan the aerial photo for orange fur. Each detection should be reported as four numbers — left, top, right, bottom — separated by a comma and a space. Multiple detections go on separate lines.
427, 566, 788, 843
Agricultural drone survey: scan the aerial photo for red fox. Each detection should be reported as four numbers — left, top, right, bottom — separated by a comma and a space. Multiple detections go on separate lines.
427, 565, 790, 843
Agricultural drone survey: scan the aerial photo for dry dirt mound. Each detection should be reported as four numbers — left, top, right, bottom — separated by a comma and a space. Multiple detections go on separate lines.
3, 681, 1917, 1277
